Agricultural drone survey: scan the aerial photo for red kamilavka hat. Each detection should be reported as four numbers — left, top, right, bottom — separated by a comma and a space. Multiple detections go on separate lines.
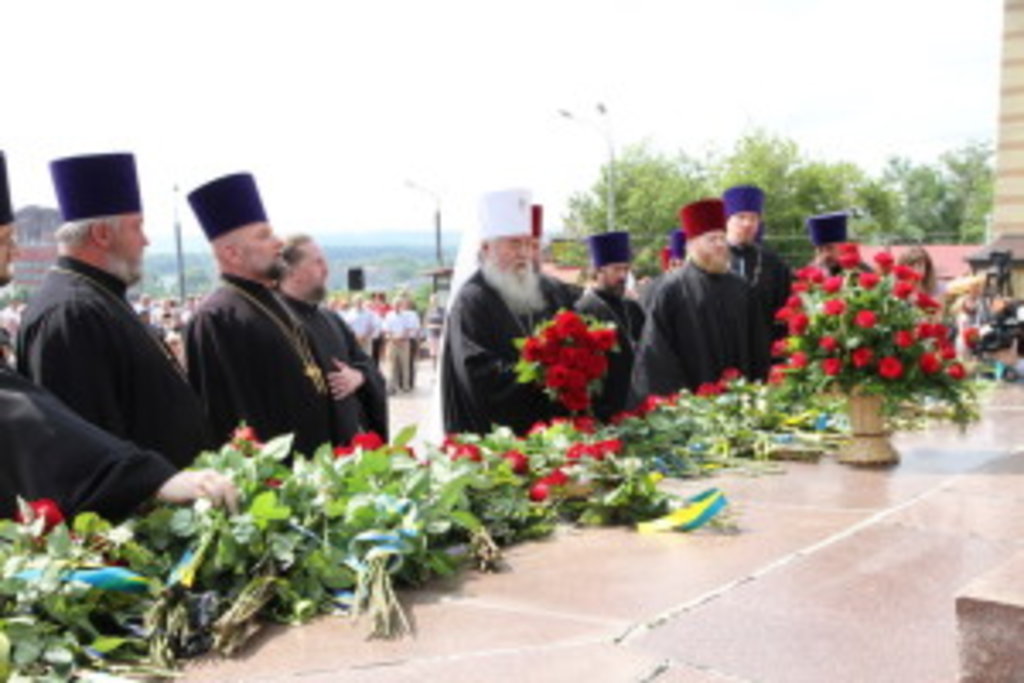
679, 198, 726, 240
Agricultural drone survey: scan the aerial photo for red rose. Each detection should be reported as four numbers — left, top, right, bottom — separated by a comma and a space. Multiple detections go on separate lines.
553, 311, 589, 340
822, 276, 844, 294
351, 432, 385, 451
915, 322, 933, 340
919, 352, 942, 374
838, 253, 860, 270
452, 443, 483, 462
893, 330, 915, 348
939, 345, 956, 360
560, 389, 590, 413
544, 468, 569, 486
791, 282, 809, 294
806, 267, 826, 284
962, 327, 980, 348
17, 499, 65, 532
786, 295, 803, 309
522, 337, 543, 362
566, 443, 589, 461
931, 324, 949, 340
893, 281, 915, 299
789, 351, 809, 369
915, 292, 941, 312
265, 478, 283, 489
893, 264, 922, 282
819, 336, 839, 352
947, 362, 967, 380
720, 367, 742, 382
572, 416, 597, 433
502, 450, 530, 474
821, 358, 843, 376
851, 347, 874, 368
545, 364, 571, 389
696, 382, 723, 397
858, 272, 881, 290
789, 313, 810, 335
768, 365, 786, 384
771, 338, 791, 356
878, 356, 904, 379
610, 410, 637, 424
529, 481, 550, 502
592, 328, 618, 352
333, 445, 355, 458
775, 307, 794, 322
873, 251, 895, 273
597, 438, 623, 456
583, 353, 609, 380
854, 310, 877, 329
527, 421, 549, 436
823, 299, 847, 316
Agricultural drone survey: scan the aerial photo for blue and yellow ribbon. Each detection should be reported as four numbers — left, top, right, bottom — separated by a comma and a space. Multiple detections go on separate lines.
637, 488, 728, 534
16, 566, 153, 593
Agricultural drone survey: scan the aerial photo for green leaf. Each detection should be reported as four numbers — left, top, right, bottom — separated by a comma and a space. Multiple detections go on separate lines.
170, 508, 197, 537
249, 491, 292, 529
88, 636, 128, 654
261, 434, 296, 462
392, 425, 417, 449
450, 510, 482, 532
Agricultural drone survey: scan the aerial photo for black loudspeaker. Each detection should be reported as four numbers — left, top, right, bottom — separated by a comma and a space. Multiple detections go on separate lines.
348, 267, 365, 291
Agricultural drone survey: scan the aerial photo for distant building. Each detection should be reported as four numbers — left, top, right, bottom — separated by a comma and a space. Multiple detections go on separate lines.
12, 206, 60, 292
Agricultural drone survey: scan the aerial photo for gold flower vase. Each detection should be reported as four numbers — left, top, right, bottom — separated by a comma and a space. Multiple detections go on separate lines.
837, 392, 899, 466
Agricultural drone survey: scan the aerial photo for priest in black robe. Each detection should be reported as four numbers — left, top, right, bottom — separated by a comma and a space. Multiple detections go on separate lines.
806, 212, 870, 275
442, 188, 577, 436
0, 153, 234, 521
575, 231, 645, 421
278, 234, 389, 442
639, 229, 685, 312
16, 153, 209, 468
185, 173, 336, 457
631, 198, 770, 402
723, 185, 792, 344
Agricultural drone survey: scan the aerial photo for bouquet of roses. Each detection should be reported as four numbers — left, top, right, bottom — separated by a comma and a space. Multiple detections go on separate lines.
514, 310, 618, 414
773, 243, 976, 425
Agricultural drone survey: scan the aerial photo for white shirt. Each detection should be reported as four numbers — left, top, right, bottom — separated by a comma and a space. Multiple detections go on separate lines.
383, 309, 420, 338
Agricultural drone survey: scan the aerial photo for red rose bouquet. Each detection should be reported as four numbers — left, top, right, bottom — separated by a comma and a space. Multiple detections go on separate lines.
774, 244, 976, 425
515, 310, 618, 414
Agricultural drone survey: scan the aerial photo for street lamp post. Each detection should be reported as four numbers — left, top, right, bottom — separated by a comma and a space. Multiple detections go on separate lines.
559, 103, 616, 232
405, 180, 443, 267
173, 184, 186, 301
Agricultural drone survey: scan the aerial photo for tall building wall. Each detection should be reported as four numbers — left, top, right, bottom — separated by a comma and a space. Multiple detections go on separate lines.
994, 0, 1024, 236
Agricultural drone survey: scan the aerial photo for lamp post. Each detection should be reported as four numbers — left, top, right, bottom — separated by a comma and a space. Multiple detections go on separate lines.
405, 180, 443, 267
559, 103, 616, 232
173, 184, 186, 301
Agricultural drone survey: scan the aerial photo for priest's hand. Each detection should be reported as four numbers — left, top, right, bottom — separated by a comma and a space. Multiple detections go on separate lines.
329, 359, 365, 400
156, 470, 239, 514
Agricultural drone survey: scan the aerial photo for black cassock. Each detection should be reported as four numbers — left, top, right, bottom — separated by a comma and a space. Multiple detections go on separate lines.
16, 257, 209, 468
630, 262, 770, 402
186, 275, 334, 457
574, 288, 646, 421
442, 271, 577, 436
730, 243, 792, 343
281, 294, 390, 442
0, 367, 176, 521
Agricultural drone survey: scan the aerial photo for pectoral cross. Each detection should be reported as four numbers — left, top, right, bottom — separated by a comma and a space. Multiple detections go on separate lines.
305, 364, 327, 394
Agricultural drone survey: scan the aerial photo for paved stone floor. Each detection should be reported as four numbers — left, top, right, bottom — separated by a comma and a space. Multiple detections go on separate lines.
185, 384, 1024, 682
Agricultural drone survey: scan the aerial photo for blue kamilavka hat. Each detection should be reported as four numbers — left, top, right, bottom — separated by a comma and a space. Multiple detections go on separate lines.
806, 212, 848, 246
50, 153, 141, 221
722, 184, 765, 216
587, 231, 631, 267
669, 228, 687, 259
0, 152, 11, 225
188, 173, 268, 241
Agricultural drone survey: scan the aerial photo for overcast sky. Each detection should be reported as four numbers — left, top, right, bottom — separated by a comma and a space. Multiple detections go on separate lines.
1, 0, 1003, 250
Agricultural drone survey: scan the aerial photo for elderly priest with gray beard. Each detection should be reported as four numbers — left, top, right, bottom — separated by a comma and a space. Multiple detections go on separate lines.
441, 188, 576, 436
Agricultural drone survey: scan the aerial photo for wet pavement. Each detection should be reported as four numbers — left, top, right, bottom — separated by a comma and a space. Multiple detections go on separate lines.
185, 384, 1024, 682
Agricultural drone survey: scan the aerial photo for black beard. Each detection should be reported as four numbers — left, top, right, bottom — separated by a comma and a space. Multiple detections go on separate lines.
598, 281, 626, 298
262, 258, 285, 282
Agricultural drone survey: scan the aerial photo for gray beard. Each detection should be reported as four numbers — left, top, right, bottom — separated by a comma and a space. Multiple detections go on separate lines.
481, 261, 546, 317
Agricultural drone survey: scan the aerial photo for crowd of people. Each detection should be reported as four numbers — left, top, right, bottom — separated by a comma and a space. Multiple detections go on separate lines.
0, 149, 1008, 527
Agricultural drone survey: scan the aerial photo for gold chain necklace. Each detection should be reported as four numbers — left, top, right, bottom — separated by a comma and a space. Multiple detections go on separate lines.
52, 266, 189, 380
222, 281, 327, 395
